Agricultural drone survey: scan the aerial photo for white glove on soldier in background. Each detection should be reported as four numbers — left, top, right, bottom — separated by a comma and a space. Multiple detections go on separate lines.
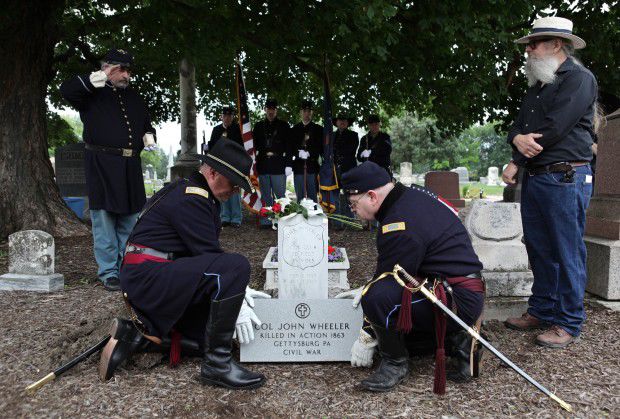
360, 149, 371, 158
350, 329, 377, 367
234, 299, 262, 344
244, 286, 271, 308
298, 150, 310, 160
89, 70, 108, 88
285, 167, 293, 177
335, 286, 364, 308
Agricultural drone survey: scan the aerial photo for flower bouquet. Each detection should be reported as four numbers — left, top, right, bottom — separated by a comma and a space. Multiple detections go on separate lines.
259, 197, 362, 229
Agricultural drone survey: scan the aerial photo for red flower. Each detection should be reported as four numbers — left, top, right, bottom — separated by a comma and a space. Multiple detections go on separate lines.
328, 245, 335, 254
272, 203, 282, 213
259, 207, 270, 217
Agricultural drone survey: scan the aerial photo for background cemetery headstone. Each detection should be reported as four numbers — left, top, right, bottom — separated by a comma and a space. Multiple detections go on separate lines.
0, 230, 64, 292
487, 166, 499, 186
451, 166, 470, 184
424, 171, 465, 207
399, 162, 413, 186
585, 108, 620, 300
464, 201, 533, 312
54, 142, 89, 219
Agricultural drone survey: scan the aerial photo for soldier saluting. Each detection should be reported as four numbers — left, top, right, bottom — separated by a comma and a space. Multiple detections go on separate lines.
60, 48, 157, 292
99, 140, 269, 390
288, 100, 323, 202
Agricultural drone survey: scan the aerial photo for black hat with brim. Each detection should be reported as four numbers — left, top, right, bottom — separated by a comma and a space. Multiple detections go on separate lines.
301, 100, 313, 110
103, 48, 133, 67
342, 161, 391, 194
221, 106, 235, 115
265, 98, 278, 109
333, 113, 355, 126
367, 114, 380, 124
200, 140, 253, 192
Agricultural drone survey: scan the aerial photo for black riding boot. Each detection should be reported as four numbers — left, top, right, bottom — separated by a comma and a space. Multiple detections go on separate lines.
200, 293, 266, 390
99, 318, 150, 381
446, 330, 483, 383
360, 324, 409, 392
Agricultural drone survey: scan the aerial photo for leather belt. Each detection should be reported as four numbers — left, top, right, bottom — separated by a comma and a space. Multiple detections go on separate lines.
125, 243, 174, 260
85, 143, 139, 157
526, 161, 588, 176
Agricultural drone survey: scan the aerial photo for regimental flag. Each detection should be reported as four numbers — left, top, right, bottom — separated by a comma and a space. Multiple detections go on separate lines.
318, 69, 338, 213
235, 60, 262, 213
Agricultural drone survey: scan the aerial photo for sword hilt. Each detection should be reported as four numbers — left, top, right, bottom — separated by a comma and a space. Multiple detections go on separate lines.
394, 264, 421, 288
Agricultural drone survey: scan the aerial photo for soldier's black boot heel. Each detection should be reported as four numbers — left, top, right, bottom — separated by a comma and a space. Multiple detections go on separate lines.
98, 318, 150, 381
447, 330, 483, 382
200, 293, 266, 390
360, 324, 409, 392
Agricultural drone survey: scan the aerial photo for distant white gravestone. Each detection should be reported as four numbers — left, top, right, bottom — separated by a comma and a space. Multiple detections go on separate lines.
451, 167, 470, 184
277, 212, 328, 299
0, 230, 64, 292
399, 162, 413, 186
487, 167, 499, 186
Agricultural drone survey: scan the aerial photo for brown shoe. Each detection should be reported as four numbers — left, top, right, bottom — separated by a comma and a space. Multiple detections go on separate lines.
504, 312, 548, 331
536, 325, 578, 348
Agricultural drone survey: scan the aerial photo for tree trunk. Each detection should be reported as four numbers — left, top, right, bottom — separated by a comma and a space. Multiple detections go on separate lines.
0, 1, 88, 239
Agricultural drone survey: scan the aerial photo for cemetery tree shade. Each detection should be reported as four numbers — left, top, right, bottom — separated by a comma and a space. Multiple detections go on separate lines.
1, 0, 619, 238
0, 1, 87, 238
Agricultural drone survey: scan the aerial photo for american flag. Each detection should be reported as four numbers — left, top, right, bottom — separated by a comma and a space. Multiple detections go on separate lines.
235, 60, 262, 212
318, 68, 338, 213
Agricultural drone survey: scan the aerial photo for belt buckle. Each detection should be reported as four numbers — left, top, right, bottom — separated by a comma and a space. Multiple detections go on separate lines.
266, 152, 275, 157
122, 148, 133, 157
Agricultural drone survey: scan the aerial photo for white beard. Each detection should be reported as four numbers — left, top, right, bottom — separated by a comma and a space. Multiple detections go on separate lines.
524, 55, 560, 87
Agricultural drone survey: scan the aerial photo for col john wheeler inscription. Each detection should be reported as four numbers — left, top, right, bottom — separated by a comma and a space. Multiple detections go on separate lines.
240, 299, 363, 362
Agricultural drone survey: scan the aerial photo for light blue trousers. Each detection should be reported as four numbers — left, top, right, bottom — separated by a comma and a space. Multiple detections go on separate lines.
90, 210, 139, 280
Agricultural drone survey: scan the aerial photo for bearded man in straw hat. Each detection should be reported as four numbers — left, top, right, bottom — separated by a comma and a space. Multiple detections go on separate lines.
502, 17, 597, 348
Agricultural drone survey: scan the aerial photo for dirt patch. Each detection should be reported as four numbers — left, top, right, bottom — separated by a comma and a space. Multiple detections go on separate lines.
0, 215, 618, 417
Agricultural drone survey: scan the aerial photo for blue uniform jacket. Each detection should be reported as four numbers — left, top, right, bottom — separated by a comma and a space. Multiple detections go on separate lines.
120, 172, 223, 338
60, 74, 155, 214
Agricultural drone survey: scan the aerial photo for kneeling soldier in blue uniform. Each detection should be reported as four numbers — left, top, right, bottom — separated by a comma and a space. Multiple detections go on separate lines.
99, 140, 268, 390
338, 162, 485, 393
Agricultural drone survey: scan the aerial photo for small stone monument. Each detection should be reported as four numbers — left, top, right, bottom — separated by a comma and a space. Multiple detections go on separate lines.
451, 167, 470, 184
399, 162, 413, 186
242, 199, 362, 362
277, 211, 328, 299
424, 171, 465, 207
55, 143, 87, 197
0, 230, 64, 292
585, 108, 620, 300
487, 167, 499, 186
464, 201, 533, 297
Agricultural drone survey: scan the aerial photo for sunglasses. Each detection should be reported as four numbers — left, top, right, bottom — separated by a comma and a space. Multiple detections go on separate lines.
526, 37, 555, 50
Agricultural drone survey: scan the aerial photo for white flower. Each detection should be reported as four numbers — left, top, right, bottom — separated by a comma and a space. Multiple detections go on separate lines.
275, 197, 291, 210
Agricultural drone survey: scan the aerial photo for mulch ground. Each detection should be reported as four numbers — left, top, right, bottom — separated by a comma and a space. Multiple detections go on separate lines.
0, 212, 618, 418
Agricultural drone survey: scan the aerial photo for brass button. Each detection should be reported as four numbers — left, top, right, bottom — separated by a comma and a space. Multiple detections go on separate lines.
128, 142, 132, 146
123, 292, 128, 297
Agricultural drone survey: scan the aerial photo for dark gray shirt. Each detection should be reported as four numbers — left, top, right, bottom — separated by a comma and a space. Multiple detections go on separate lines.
507, 57, 597, 167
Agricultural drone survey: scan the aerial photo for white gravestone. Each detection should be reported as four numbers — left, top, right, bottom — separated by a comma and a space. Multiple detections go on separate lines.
400, 162, 413, 186
487, 167, 499, 186
240, 299, 363, 362
0, 230, 64, 292
464, 201, 533, 297
277, 212, 328, 299
451, 167, 470, 184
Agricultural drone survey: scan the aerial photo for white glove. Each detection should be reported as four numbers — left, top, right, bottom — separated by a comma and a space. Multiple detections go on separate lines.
298, 150, 310, 160
234, 300, 262, 344
360, 149, 371, 158
351, 329, 377, 367
285, 167, 293, 177
335, 286, 363, 308
244, 286, 271, 308
143, 145, 158, 152
89, 70, 108, 88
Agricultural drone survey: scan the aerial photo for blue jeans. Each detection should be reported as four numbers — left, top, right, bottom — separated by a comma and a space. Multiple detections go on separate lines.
258, 174, 286, 226
91, 210, 139, 280
220, 191, 242, 224
294, 173, 317, 202
521, 165, 592, 336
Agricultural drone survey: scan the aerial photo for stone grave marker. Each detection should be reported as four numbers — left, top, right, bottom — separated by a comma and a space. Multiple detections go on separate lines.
487, 166, 499, 186
585, 108, 620, 299
55, 143, 87, 197
464, 201, 533, 298
424, 171, 465, 207
399, 162, 413, 186
277, 212, 328, 299
0, 230, 64, 292
451, 167, 470, 184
